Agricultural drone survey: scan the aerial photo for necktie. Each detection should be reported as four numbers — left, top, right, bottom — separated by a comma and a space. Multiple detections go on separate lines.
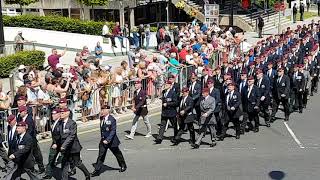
16, 135, 21, 145
258, 79, 261, 87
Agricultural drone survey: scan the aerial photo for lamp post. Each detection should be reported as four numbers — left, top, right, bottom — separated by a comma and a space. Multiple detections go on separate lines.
0, 1, 5, 54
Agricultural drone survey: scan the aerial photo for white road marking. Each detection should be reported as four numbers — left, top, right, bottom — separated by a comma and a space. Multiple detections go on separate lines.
87, 148, 99, 151
283, 122, 305, 149
158, 147, 175, 151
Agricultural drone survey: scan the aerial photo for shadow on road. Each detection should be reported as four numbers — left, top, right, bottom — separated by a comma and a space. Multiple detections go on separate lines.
269, 171, 286, 180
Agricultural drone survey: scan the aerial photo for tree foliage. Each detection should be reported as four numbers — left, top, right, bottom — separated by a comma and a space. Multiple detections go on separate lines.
5, 0, 39, 6
76, 0, 109, 7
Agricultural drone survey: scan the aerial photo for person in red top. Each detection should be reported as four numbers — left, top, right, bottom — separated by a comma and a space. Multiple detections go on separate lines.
169, 43, 179, 60
112, 22, 124, 48
179, 44, 188, 63
48, 47, 67, 70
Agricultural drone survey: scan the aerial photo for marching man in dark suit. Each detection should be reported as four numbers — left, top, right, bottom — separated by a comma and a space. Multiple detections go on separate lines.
244, 76, 261, 132
125, 80, 152, 140
189, 73, 202, 123
155, 80, 179, 144
290, 64, 305, 113
91, 105, 127, 177
256, 69, 271, 127
192, 88, 217, 149
59, 108, 90, 180
207, 79, 222, 138
7, 115, 18, 158
271, 67, 291, 122
171, 87, 196, 146
42, 109, 62, 179
17, 105, 45, 174
5, 121, 40, 180
222, 82, 242, 140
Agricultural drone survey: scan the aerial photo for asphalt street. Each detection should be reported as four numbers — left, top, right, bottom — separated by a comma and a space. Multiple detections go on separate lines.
2, 94, 320, 180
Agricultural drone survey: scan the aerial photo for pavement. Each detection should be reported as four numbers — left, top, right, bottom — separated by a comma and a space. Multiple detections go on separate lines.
1, 92, 319, 179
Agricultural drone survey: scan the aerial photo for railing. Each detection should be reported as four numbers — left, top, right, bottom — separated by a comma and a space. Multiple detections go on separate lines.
1, 42, 36, 56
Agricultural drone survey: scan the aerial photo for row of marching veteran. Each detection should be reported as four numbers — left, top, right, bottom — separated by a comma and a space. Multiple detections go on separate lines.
123, 21, 320, 149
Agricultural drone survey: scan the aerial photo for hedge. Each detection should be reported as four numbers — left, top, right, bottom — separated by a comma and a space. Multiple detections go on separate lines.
3, 15, 115, 36
0, 50, 45, 77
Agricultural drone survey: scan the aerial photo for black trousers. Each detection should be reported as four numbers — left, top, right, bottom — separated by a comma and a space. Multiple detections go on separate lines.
241, 111, 248, 132
260, 101, 270, 124
292, 91, 304, 111
61, 152, 90, 180
223, 113, 240, 137
303, 88, 309, 107
0, 146, 10, 168
33, 141, 45, 171
248, 111, 260, 130
271, 97, 290, 119
174, 121, 195, 144
214, 112, 223, 136
94, 142, 126, 172
258, 27, 263, 38
44, 147, 59, 176
103, 34, 116, 46
311, 77, 319, 93
5, 165, 39, 180
157, 116, 178, 141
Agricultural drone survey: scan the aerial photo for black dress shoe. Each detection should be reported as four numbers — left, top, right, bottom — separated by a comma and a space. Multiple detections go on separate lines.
191, 144, 200, 149
119, 166, 127, 172
254, 128, 259, 133
235, 135, 240, 139
285, 117, 289, 121
91, 170, 100, 177
85, 176, 91, 180
38, 168, 45, 174
42, 175, 52, 179
154, 139, 162, 144
68, 168, 76, 176
299, 109, 303, 113
210, 142, 217, 147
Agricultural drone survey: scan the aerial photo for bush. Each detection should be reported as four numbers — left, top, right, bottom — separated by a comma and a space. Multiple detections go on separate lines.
0, 50, 45, 77
3, 15, 115, 36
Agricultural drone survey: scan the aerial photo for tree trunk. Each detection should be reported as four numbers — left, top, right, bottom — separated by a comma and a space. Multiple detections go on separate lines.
91, 5, 94, 20
20, 4, 23, 15
80, 2, 85, 20
39, 0, 45, 16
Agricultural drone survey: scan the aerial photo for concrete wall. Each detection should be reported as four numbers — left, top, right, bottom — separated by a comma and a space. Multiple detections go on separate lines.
4, 27, 159, 54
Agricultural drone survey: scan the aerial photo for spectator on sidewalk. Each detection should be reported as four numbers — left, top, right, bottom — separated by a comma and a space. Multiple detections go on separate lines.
300, 3, 305, 21
102, 22, 116, 48
318, 0, 320, 16
138, 24, 145, 49
145, 24, 151, 50
113, 22, 125, 48
14, 31, 27, 52
95, 42, 103, 59
48, 47, 67, 70
257, 14, 264, 38
306, 0, 310, 12
293, 3, 298, 23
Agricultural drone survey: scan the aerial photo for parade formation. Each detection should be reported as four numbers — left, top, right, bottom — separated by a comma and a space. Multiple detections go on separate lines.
0, 18, 320, 179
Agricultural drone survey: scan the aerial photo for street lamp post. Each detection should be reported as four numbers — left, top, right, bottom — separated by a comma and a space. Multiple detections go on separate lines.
0, 1, 5, 54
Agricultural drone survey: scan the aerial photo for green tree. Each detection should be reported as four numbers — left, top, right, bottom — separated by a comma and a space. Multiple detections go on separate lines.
5, 0, 39, 15
76, 0, 109, 20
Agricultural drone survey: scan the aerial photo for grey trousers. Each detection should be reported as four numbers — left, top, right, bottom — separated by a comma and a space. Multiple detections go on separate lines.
195, 124, 216, 146
129, 115, 152, 136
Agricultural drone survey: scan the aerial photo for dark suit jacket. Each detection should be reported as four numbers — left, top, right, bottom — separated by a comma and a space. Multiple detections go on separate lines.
256, 76, 271, 105
274, 75, 291, 99
12, 133, 34, 169
201, 75, 213, 88
60, 119, 82, 153
178, 96, 195, 123
189, 81, 202, 106
133, 89, 148, 116
213, 74, 224, 90
225, 91, 242, 118
51, 120, 62, 146
100, 115, 120, 147
209, 88, 221, 113
291, 71, 306, 91
162, 88, 178, 118
17, 114, 37, 140
243, 85, 261, 113
7, 124, 18, 155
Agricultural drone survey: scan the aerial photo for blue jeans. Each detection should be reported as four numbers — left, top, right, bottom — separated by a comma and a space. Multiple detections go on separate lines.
146, 36, 150, 49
